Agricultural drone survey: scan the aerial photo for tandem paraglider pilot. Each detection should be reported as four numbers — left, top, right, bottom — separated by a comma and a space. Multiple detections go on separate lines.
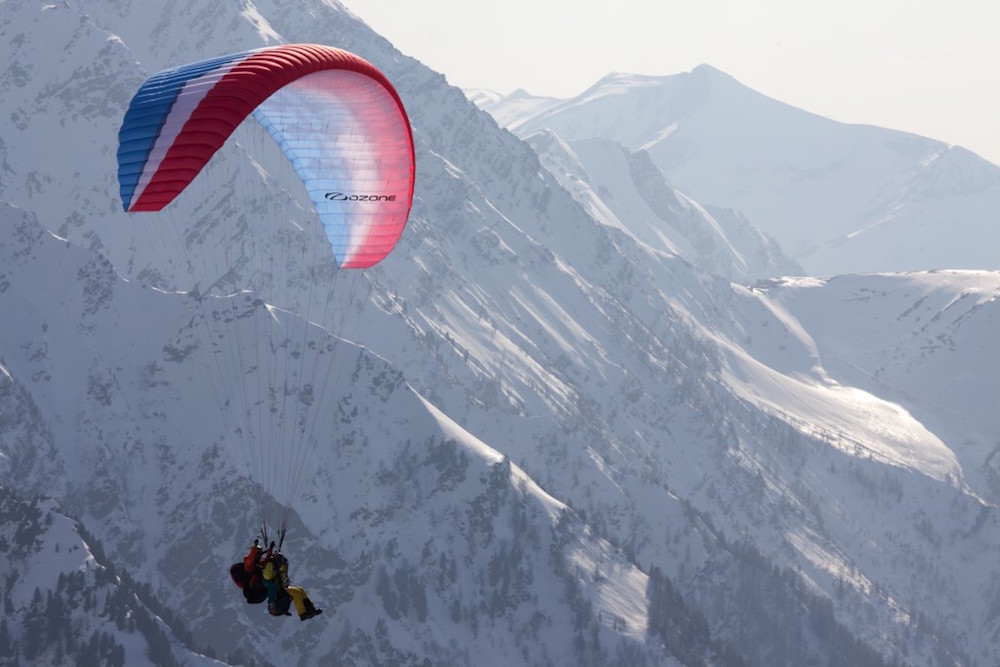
230, 540, 323, 622
122, 44, 411, 629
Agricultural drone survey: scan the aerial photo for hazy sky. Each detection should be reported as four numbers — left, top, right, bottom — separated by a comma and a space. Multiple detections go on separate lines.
345, 0, 1000, 166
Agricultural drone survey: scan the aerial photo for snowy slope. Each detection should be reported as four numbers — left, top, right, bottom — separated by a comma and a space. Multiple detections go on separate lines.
0, 201, 669, 666
477, 67, 1000, 276
758, 271, 1000, 491
3, 0, 1000, 666
0, 487, 224, 666
524, 130, 800, 281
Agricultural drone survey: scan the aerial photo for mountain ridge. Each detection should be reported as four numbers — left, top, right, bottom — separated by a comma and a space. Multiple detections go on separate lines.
475, 64, 1000, 276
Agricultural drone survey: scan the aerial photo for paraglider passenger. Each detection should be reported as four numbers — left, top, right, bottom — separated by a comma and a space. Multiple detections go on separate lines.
260, 544, 323, 621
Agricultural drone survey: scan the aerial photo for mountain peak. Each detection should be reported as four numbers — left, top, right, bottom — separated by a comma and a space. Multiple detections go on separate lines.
688, 62, 740, 84
588, 70, 672, 93
481, 59, 1000, 275
586, 64, 737, 93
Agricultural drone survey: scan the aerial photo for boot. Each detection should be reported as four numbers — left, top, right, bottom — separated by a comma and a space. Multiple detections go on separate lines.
299, 597, 323, 621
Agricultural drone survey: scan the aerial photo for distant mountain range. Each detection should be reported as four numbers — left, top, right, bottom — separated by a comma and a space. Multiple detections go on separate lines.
473, 66, 1000, 276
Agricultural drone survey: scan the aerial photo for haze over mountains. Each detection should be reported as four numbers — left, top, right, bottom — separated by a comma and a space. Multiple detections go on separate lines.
474, 66, 1000, 277
1, 1, 999, 665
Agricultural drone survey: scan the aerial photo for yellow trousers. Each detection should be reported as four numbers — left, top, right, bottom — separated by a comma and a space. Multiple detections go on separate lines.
285, 586, 309, 616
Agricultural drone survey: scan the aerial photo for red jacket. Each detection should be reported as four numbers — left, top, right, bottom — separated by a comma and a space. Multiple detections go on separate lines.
243, 544, 262, 573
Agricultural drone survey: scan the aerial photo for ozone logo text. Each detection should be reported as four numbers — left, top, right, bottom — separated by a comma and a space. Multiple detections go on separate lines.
325, 192, 397, 202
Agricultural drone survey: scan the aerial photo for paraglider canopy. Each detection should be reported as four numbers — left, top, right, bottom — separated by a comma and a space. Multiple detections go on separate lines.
117, 43, 415, 268
115, 44, 415, 543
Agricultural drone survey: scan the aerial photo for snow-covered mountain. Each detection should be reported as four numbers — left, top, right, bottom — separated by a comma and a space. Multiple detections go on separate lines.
474, 67, 1000, 277
2, 1, 1000, 666
0, 487, 223, 666
523, 131, 800, 281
